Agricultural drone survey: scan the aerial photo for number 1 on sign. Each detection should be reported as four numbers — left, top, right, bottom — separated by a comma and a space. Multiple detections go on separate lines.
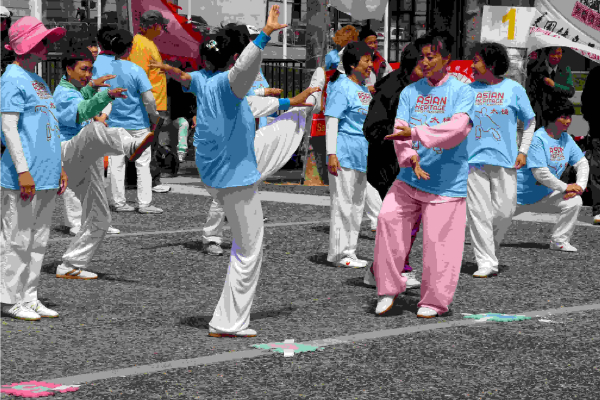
502, 8, 516, 40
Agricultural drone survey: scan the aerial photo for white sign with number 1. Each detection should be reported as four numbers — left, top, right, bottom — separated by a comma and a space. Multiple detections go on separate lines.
480, 6, 537, 48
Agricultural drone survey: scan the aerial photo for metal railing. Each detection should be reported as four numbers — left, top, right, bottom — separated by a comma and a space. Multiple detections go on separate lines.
261, 59, 311, 99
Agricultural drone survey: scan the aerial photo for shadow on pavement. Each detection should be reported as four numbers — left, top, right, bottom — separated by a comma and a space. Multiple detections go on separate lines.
180, 306, 298, 329
500, 242, 549, 250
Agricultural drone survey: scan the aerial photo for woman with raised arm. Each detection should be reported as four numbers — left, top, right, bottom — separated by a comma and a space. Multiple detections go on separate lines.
1, 17, 67, 320
151, 6, 290, 338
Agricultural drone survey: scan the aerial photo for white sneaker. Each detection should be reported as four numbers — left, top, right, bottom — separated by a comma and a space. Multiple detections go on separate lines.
363, 266, 376, 287
336, 256, 368, 268
417, 306, 438, 318
208, 327, 257, 337
4, 302, 41, 321
138, 205, 164, 214
375, 295, 396, 315
106, 226, 120, 234
205, 242, 224, 256
472, 266, 498, 278
23, 300, 58, 318
113, 204, 135, 212
56, 264, 98, 280
308, 67, 325, 113
68, 226, 81, 236
402, 272, 421, 289
550, 241, 577, 252
152, 184, 171, 193
593, 214, 600, 225
178, 153, 186, 162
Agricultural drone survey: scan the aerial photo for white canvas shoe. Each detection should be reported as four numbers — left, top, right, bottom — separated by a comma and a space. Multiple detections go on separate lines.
417, 306, 438, 318
593, 214, 600, 225
375, 295, 396, 315
402, 272, 421, 289
4, 302, 41, 321
23, 300, 59, 318
550, 241, 577, 252
472, 266, 498, 278
208, 327, 257, 338
336, 256, 368, 268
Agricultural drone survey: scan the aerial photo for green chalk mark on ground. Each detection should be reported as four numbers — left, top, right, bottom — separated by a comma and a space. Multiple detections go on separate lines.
464, 313, 532, 322
252, 343, 324, 354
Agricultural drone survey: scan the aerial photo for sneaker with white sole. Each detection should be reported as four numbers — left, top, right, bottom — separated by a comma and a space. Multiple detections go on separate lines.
550, 241, 577, 252
593, 214, 600, 225
375, 295, 397, 315
208, 327, 257, 338
417, 306, 438, 318
472, 266, 498, 278
336, 256, 368, 268
138, 205, 164, 214
364, 266, 376, 287
23, 300, 58, 318
152, 184, 171, 193
402, 272, 421, 289
4, 302, 41, 321
106, 226, 120, 234
113, 204, 135, 212
56, 264, 98, 280
68, 226, 81, 237
205, 242, 224, 256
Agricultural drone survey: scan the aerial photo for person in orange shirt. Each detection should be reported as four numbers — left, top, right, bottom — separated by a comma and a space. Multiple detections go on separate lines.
127, 10, 171, 194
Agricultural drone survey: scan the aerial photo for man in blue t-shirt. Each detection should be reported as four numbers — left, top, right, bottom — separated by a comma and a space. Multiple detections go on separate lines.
371, 31, 475, 319
515, 99, 589, 252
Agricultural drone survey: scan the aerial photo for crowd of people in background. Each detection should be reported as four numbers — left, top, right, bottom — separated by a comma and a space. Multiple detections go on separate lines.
0, 5, 598, 338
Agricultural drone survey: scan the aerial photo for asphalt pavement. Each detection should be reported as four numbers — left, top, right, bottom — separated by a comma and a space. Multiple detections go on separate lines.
1, 164, 599, 399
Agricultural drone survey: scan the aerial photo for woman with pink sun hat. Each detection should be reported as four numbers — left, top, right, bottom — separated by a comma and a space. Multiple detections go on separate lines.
1, 17, 68, 321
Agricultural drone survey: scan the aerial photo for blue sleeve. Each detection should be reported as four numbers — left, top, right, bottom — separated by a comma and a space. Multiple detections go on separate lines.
395, 87, 411, 122
567, 136, 585, 166
253, 31, 271, 50
183, 71, 201, 95
526, 134, 548, 169
54, 87, 81, 128
216, 72, 239, 105
454, 84, 476, 123
324, 82, 348, 119
514, 82, 536, 122
1, 82, 26, 113
279, 98, 291, 111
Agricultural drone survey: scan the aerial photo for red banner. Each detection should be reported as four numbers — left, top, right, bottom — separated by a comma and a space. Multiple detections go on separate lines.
130, 0, 203, 69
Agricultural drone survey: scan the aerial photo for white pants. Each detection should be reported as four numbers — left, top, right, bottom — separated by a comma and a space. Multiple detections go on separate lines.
327, 166, 368, 262
1, 189, 56, 304
60, 187, 82, 230
467, 165, 517, 270
364, 182, 382, 230
110, 128, 153, 208
202, 105, 312, 245
205, 184, 264, 333
61, 123, 133, 270
514, 190, 583, 244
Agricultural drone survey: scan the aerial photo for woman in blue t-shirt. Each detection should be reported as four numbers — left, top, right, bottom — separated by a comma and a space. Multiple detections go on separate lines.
466, 43, 536, 278
325, 41, 375, 268
515, 99, 589, 252
1, 17, 67, 321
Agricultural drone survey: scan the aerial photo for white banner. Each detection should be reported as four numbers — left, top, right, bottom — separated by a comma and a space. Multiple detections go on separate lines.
528, 26, 600, 62
329, 0, 387, 21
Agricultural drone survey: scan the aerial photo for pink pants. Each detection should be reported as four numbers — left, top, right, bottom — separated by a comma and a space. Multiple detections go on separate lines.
373, 180, 466, 314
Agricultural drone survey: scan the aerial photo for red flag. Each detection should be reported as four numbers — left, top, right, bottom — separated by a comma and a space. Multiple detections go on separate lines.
130, 0, 203, 69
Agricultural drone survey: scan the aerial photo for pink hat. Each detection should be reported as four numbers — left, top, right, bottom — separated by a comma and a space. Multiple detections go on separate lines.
4, 16, 66, 55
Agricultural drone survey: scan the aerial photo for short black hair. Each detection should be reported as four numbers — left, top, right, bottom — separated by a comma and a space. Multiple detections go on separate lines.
200, 24, 249, 72
399, 43, 420, 77
61, 44, 95, 73
97, 26, 115, 51
359, 28, 377, 41
543, 98, 575, 124
414, 30, 454, 57
96, 28, 133, 56
330, 41, 373, 83
474, 42, 510, 76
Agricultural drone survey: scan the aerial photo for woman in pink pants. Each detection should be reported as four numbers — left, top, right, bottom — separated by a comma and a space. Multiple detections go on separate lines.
372, 31, 475, 318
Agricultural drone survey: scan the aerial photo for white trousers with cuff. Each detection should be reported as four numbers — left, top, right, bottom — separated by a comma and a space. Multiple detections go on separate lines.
205, 183, 264, 333
514, 190, 583, 244
1, 189, 56, 304
327, 166, 368, 262
202, 105, 313, 245
467, 165, 517, 271
61, 122, 134, 270
110, 127, 153, 208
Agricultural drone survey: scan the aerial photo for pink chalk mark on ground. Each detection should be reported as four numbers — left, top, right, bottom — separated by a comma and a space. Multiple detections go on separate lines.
0, 381, 79, 397
252, 342, 323, 354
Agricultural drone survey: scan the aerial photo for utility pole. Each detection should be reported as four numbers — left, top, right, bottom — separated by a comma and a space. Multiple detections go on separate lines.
301, 0, 329, 185
114, 0, 130, 31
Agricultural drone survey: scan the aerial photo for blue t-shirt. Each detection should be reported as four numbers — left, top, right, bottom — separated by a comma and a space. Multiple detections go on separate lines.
185, 70, 260, 188
1, 65, 62, 190
517, 128, 584, 205
248, 68, 271, 129
395, 76, 476, 197
324, 74, 373, 173
92, 54, 153, 130
53, 81, 92, 142
467, 79, 535, 168
325, 49, 340, 70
